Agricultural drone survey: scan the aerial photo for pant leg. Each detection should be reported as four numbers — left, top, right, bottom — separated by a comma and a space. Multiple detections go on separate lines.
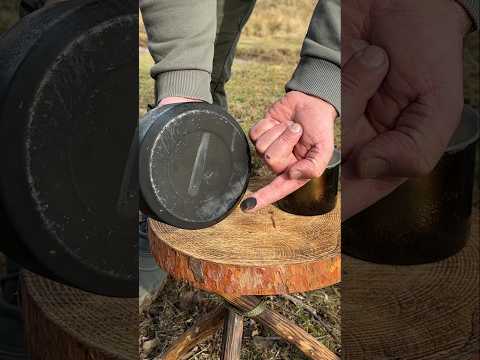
211, 0, 256, 109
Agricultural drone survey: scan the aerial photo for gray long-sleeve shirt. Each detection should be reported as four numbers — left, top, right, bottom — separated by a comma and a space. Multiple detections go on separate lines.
140, 0, 478, 115
140, 0, 341, 112
286, 0, 340, 113
140, 0, 217, 103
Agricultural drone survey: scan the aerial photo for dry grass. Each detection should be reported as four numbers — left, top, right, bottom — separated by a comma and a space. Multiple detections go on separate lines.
242, 0, 315, 39
0, 0, 19, 33
140, 278, 341, 360
139, 11, 147, 48
139, 1, 315, 62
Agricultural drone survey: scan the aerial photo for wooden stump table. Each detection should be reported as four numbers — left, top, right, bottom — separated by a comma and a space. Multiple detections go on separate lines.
21, 272, 138, 360
149, 180, 341, 359
342, 209, 479, 359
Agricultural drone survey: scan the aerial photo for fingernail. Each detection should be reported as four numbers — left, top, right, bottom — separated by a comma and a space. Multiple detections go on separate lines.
289, 123, 302, 133
359, 157, 389, 178
360, 46, 386, 68
290, 170, 303, 180
240, 197, 257, 212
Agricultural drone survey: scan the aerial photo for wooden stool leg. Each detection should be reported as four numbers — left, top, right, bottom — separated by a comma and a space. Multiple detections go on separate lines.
223, 295, 339, 360
221, 310, 244, 360
160, 305, 227, 360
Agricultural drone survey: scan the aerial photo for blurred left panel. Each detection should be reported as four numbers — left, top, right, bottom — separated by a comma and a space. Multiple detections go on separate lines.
0, 0, 138, 359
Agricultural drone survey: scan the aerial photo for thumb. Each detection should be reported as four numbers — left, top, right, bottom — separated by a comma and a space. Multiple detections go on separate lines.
342, 44, 389, 156
288, 145, 331, 180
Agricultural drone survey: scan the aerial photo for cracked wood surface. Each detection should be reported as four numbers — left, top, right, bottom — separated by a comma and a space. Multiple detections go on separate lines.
149, 178, 341, 295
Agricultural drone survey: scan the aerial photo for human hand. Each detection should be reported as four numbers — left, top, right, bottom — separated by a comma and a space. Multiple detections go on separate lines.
241, 91, 336, 213
341, 41, 408, 220
343, 0, 471, 179
157, 96, 202, 107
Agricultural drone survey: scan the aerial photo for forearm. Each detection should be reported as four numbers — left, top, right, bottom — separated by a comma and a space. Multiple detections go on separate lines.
286, 0, 341, 114
139, 0, 216, 103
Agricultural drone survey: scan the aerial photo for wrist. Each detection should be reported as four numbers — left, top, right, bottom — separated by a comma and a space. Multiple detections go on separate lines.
156, 70, 213, 104
158, 96, 203, 107
294, 91, 337, 121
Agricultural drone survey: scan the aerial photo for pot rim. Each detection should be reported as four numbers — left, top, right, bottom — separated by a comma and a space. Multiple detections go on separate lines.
446, 105, 480, 154
327, 148, 341, 169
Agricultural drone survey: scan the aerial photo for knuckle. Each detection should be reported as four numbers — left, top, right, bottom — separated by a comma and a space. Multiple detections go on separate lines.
255, 139, 269, 154
311, 168, 323, 178
249, 127, 259, 142
255, 143, 266, 155
307, 165, 322, 178
396, 127, 436, 176
264, 152, 278, 166
279, 132, 296, 146
264, 153, 286, 174
305, 154, 323, 178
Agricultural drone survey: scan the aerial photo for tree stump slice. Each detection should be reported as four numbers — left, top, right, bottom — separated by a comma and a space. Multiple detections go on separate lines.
149, 178, 341, 295
342, 209, 479, 359
21, 271, 137, 360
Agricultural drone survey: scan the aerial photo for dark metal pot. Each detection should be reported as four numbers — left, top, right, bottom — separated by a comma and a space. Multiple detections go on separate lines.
277, 148, 340, 216
0, 1, 138, 297
139, 102, 251, 230
342, 106, 479, 265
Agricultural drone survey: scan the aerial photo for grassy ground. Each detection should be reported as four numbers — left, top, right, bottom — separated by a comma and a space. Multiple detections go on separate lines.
0, 1, 18, 33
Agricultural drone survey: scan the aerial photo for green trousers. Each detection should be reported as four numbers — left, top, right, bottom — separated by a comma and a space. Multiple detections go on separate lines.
210, 0, 256, 109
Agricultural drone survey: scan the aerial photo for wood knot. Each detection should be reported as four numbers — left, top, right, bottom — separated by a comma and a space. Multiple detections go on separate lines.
189, 258, 205, 283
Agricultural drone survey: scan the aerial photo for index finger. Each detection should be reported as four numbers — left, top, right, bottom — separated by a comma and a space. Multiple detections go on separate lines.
240, 173, 309, 213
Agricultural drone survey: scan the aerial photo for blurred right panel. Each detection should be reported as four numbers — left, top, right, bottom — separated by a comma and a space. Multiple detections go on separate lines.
341, 1, 479, 358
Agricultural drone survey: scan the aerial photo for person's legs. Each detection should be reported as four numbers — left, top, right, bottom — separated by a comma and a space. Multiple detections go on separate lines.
211, 0, 256, 109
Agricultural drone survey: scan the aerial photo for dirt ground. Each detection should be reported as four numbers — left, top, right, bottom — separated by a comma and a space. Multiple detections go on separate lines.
140, 280, 340, 360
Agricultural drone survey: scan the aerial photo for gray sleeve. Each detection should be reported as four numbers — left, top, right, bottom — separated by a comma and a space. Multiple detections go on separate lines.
286, 0, 341, 114
457, 0, 479, 30
139, 0, 216, 103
